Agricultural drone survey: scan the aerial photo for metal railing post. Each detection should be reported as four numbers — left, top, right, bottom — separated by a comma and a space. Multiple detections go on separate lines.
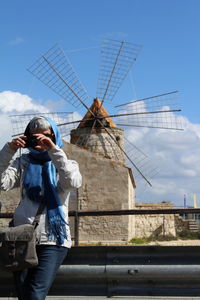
74, 211, 79, 246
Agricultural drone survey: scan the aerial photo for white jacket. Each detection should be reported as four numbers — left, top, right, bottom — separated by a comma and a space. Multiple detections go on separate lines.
0, 144, 82, 248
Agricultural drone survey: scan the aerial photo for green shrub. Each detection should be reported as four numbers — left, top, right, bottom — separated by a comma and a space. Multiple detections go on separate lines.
148, 235, 177, 242
177, 230, 200, 240
96, 241, 102, 246
129, 235, 177, 244
129, 237, 149, 244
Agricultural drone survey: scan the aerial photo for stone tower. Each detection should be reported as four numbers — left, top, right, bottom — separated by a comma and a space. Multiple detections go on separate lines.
70, 98, 125, 163
68, 98, 136, 244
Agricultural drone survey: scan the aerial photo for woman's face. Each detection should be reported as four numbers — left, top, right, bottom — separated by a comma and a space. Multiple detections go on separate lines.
30, 128, 55, 151
31, 128, 53, 138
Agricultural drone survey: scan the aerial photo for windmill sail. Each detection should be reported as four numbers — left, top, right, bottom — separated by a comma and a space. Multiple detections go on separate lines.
22, 38, 183, 188
10, 112, 76, 138
96, 38, 142, 106
27, 44, 90, 109
115, 91, 182, 130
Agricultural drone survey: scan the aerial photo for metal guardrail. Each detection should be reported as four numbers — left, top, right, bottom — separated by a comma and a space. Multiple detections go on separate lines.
1, 245, 200, 297
1, 209, 200, 296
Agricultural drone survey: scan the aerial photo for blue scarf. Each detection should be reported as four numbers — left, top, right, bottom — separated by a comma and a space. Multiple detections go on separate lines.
23, 117, 68, 245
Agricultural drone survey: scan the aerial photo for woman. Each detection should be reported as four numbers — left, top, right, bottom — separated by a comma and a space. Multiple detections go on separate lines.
0, 116, 82, 300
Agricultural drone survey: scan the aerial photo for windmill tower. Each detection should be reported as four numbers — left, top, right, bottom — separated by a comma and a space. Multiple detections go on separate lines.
70, 98, 125, 163
9, 38, 182, 244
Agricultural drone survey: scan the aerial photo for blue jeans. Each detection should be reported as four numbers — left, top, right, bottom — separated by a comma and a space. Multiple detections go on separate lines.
13, 245, 68, 300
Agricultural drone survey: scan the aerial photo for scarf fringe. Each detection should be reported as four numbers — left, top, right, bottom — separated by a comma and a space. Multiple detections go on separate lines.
48, 214, 68, 245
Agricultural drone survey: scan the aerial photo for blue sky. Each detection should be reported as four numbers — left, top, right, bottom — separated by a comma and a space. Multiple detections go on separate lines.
1, 0, 200, 121
0, 0, 200, 207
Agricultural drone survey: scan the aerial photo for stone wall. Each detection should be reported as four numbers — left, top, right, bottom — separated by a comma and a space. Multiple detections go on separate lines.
0, 188, 20, 227
134, 202, 176, 238
63, 142, 136, 243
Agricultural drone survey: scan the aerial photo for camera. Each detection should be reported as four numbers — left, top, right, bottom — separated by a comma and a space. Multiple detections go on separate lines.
25, 136, 38, 148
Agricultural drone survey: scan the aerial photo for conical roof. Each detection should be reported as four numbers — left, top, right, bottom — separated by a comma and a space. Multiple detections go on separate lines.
78, 98, 117, 128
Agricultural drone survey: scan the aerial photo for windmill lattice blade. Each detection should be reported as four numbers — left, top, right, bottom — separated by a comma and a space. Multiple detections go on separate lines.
124, 137, 159, 184
10, 112, 76, 138
96, 38, 142, 104
27, 44, 90, 108
115, 91, 183, 130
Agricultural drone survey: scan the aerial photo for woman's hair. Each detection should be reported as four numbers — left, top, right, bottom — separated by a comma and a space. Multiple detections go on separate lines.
24, 117, 52, 137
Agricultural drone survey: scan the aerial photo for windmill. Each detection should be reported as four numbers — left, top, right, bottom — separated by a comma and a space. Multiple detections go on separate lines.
11, 38, 182, 188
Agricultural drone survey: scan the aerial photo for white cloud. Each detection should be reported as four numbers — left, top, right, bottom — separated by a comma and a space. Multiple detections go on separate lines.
9, 37, 24, 46
0, 114, 13, 148
125, 114, 200, 207
0, 90, 82, 148
0, 91, 51, 147
0, 91, 48, 113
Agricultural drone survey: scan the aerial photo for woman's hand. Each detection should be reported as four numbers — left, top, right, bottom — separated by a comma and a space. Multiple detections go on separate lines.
8, 136, 26, 151
33, 133, 56, 151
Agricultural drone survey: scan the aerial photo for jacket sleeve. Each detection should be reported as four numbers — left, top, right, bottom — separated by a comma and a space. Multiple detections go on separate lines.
48, 146, 82, 191
0, 144, 21, 191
